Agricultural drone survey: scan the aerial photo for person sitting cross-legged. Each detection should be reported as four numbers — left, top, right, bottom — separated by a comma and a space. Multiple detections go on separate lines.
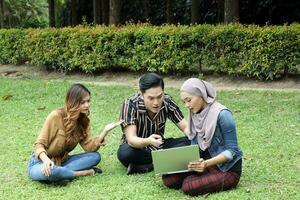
28, 83, 122, 183
117, 73, 191, 175
162, 78, 243, 196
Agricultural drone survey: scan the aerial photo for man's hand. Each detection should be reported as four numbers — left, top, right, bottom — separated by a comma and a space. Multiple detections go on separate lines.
147, 134, 163, 148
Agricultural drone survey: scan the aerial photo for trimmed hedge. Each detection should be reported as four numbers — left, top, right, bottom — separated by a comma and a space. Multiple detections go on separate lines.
0, 29, 27, 65
0, 24, 300, 80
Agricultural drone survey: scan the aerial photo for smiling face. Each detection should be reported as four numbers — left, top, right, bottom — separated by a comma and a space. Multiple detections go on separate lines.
79, 94, 91, 114
180, 91, 207, 113
142, 86, 164, 115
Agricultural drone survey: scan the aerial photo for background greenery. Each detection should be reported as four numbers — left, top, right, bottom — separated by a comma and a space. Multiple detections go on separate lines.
1, 0, 48, 28
2, 0, 299, 28
0, 77, 299, 199
1, 23, 300, 80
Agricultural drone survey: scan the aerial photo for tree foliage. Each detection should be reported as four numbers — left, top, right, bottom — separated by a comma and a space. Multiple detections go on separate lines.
2, 0, 48, 28
1, 0, 299, 28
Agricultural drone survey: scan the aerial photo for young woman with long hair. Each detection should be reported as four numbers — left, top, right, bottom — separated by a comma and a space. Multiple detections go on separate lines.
28, 83, 121, 183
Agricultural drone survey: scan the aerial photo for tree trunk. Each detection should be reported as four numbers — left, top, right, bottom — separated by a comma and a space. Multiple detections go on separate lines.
224, 0, 239, 23
71, 0, 79, 26
166, 0, 174, 24
0, 0, 4, 28
8, 12, 11, 27
191, 0, 201, 24
283, 66, 289, 79
143, 0, 150, 22
101, 0, 109, 25
93, 0, 102, 24
48, 0, 55, 27
109, 0, 121, 25
217, 0, 224, 23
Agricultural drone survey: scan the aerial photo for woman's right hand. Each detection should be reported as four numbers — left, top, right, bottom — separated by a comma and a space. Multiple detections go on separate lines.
188, 158, 206, 172
39, 152, 54, 176
42, 159, 54, 176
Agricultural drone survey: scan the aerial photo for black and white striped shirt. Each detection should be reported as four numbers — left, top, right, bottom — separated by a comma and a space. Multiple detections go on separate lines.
119, 93, 184, 149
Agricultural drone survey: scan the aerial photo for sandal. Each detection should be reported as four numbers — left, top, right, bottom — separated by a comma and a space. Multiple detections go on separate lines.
92, 167, 103, 174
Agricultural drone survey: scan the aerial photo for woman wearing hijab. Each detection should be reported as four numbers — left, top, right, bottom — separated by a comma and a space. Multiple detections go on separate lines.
162, 78, 243, 196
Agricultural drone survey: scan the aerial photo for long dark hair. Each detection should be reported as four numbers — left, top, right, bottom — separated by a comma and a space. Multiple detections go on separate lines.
63, 83, 91, 142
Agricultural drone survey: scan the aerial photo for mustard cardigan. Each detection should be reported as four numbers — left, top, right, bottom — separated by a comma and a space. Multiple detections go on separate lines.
34, 109, 100, 165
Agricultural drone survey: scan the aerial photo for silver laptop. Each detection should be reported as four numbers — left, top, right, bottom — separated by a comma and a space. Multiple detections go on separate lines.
151, 145, 200, 175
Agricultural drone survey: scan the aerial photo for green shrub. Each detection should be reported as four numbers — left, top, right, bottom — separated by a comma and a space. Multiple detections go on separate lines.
0, 24, 299, 80
0, 29, 27, 64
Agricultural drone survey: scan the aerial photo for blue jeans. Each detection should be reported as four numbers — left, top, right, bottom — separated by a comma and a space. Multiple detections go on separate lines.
28, 152, 101, 182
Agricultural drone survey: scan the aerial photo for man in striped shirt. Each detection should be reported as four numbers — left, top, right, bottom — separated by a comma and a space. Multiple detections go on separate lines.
117, 73, 190, 175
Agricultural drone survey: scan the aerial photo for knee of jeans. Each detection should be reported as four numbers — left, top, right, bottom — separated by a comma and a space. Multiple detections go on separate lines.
90, 151, 101, 165
28, 168, 37, 180
91, 152, 101, 165
28, 163, 43, 181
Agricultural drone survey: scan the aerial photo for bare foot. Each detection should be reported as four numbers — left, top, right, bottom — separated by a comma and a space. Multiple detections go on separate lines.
74, 169, 95, 177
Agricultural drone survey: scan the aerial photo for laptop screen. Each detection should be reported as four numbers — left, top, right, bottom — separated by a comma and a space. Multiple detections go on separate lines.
151, 145, 200, 175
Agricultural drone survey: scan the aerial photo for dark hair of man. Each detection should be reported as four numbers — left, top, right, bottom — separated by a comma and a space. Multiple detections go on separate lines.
139, 73, 164, 93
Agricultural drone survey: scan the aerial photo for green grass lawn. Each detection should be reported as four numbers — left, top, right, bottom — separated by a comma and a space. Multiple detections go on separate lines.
0, 77, 299, 200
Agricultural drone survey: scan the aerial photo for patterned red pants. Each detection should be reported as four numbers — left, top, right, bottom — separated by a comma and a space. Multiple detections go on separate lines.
162, 167, 241, 196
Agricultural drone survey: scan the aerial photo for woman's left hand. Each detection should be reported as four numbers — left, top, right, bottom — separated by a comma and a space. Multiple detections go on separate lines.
103, 120, 124, 133
98, 120, 124, 145
188, 158, 206, 172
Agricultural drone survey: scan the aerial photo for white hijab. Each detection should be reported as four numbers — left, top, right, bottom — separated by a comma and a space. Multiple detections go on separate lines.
180, 78, 226, 150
